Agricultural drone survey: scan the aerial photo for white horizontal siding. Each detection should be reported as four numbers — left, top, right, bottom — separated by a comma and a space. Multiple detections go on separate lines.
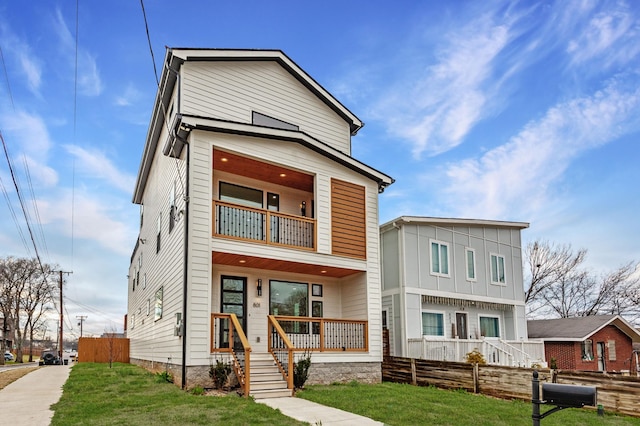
181, 61, 352, 154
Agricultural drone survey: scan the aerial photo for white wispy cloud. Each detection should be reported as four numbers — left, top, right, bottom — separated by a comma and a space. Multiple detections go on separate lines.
566, 1, 640, 69
0, 21, 43, 95
64, 145, 135, 193
52, 8, 103, 97
114, 83, 143, 107
370, 3, 537, 159
440, 74, 640, 219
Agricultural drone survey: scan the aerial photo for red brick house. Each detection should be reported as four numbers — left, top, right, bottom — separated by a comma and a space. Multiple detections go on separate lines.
527, 315, 640, 373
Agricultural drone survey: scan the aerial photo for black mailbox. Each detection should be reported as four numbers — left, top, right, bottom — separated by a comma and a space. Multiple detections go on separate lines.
542, 383, 597, 408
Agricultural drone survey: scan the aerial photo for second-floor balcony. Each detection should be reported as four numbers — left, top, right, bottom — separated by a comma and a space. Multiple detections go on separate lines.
213, 200, 316, 250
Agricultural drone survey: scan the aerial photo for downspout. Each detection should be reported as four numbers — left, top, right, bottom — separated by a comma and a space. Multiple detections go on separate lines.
181, 138, 189, 389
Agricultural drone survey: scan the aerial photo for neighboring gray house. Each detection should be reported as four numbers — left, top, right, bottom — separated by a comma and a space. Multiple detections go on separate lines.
380, 216, 544, 367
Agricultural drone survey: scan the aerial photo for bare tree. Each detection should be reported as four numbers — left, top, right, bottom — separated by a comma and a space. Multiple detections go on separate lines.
0, 257, 57, 362
525, 240, 640, 323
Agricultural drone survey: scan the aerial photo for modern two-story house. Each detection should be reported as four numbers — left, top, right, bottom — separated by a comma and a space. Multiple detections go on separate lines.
127, 48, 393, 396
380, 217, 544, 367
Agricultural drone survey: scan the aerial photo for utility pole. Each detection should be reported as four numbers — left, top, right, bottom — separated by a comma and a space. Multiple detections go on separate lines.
76, 315, 87, 337
55, 270, 72, 361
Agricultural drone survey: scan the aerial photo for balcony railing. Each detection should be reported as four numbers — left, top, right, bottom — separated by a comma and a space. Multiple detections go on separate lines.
211, 313, 251, 396
213, 200, 315, 250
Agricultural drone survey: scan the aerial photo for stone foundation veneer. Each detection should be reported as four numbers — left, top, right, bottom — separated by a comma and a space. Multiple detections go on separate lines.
306, 362, 381, 384
131, 358, 381, 389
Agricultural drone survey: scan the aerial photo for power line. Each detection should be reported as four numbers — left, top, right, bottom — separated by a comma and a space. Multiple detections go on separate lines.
22, 155, 50, 262
0, 174, 31, 256
0, 45, 15, 111
140, 0, 159, 86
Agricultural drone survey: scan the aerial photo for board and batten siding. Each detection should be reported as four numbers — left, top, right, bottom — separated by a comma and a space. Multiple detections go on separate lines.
128, 120, 186, 364
180, 61, 352, 155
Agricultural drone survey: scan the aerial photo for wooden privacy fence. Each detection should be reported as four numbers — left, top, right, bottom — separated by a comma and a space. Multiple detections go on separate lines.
382, 356, 640, 418
78, 337, 130, 364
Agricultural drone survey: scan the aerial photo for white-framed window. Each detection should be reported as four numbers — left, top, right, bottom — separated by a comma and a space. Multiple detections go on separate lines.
156, 213, 162, 254
146, 299, 151, 316
154, 287, 163, 321
465, 248, 476, 281
582, 339, 594, 361
130, 314, 135, 330
430, 240, 450, 277
479, 315, 500, 338
169, 181, 176, 233
142, 273, 146, 289
140, 203, 144, 227
421, 311, 445, 336
490, 253, 506, 285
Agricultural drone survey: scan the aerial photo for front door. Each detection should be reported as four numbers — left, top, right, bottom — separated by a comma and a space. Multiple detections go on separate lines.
597, 342, 606, 371
220, 276, 247, 347
456, 313, 468, 339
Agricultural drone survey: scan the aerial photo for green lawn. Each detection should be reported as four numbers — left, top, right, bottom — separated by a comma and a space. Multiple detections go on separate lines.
50, 363, 305, 426
297, 381, 640, 426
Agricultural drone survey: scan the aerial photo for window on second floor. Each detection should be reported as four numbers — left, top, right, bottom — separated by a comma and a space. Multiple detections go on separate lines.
169, 181, 176, 233
422, 312, 444, 336
156, 213, 162, 254
140, 204, 144, 228
465, 248, 476, 281
430, 240, 450, 277
220, 182, 263, 208
490, 253, 506, 284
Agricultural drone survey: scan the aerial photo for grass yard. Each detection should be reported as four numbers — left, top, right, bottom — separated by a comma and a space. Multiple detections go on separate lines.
50, 363, 304, 426
297, 381, 640, 426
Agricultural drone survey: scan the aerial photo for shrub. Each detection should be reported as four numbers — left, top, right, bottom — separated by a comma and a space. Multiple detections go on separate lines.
209, 359, 232, 389
293, 351, 312, 389
464, 348, 486, 365
155, 371, 173, 383
550, 357, 558, 370
191, 385, 205, 395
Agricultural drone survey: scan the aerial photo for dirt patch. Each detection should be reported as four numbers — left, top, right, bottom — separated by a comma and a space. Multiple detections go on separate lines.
0, 367, 39, 390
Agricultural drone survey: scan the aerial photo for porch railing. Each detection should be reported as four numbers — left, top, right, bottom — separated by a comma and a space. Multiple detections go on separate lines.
406, 337, 546, 368
213, 200, 315, 250
211, 313, 251, 396
267, 315, 369, 390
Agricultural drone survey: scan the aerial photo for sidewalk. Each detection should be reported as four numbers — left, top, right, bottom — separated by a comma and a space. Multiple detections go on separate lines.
258, 396, 385, 425
0, 363, 71, 426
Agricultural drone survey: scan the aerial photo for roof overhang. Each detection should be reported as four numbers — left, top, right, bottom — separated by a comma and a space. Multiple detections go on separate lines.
212, 251, 363, 278
381, 216, 530, 233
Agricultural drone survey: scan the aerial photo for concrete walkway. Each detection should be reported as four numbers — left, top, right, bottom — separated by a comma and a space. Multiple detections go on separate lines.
0, 363, 71, 426
258, 396, 385, 425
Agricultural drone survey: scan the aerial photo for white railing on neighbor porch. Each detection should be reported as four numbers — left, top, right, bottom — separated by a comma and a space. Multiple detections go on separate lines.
407, 337, 546, 368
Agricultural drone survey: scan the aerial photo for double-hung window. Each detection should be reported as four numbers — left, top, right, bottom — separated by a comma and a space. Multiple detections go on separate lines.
422, 312, 444, 336
430, 240, 450, 277
490, 253, 506, 284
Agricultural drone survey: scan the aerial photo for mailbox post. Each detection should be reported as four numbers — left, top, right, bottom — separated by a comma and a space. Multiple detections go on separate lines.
532, 370, 597, 425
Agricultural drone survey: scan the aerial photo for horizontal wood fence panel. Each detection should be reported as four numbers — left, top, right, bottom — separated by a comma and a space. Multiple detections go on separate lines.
383, 356, 640, 418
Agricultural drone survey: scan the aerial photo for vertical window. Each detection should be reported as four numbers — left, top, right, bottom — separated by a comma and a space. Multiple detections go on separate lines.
140, 204, 144, 227
582, 339, 594, 361
465, 248, 476, 281
132, 268, 136, 291
146, 299, 150, 316
270, 280, 308, 333
608, 340, 616, 361
430, 240, 450, 276
219, 182, 263, 208
169, 181, 176, 233
490, 253, 506, 284
156, 213, 162, 254
130, 314, 135, 330
422, 312, 444, 336
312, 301, 323, 335
267, 192, 279, 211
154, 287, 163, 321
142, 273, 146, 289
479, 316, 500, 338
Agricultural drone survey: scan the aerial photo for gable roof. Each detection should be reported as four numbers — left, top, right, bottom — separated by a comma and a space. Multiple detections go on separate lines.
527, 315, 640, 343
133, 48, 386, 204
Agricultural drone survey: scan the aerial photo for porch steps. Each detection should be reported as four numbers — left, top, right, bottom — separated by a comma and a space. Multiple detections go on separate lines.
249, 352, 292, 399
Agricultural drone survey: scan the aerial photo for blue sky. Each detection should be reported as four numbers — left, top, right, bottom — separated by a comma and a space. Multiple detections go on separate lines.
1, 0, 639, 336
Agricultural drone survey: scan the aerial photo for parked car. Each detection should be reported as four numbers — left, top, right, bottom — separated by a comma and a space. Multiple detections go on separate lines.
39, 351, 61, 365
4, 352, 13, 361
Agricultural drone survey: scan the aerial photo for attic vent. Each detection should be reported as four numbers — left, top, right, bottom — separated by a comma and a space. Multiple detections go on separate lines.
252, 111, 299, 131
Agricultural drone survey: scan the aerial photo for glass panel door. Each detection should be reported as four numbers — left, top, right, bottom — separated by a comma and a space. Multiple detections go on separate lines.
220, 276, 246, 348
456, 312, 468, 339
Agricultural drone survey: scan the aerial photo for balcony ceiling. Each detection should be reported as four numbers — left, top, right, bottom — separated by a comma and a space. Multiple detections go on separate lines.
212, 251, 362, 278
213, 149, 313, 193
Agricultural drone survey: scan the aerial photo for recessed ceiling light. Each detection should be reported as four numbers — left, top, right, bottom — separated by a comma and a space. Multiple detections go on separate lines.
279, 173, 286, 177
239, 259, 246, 264
321, 270, 327, 274
221, 157, 228, 162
